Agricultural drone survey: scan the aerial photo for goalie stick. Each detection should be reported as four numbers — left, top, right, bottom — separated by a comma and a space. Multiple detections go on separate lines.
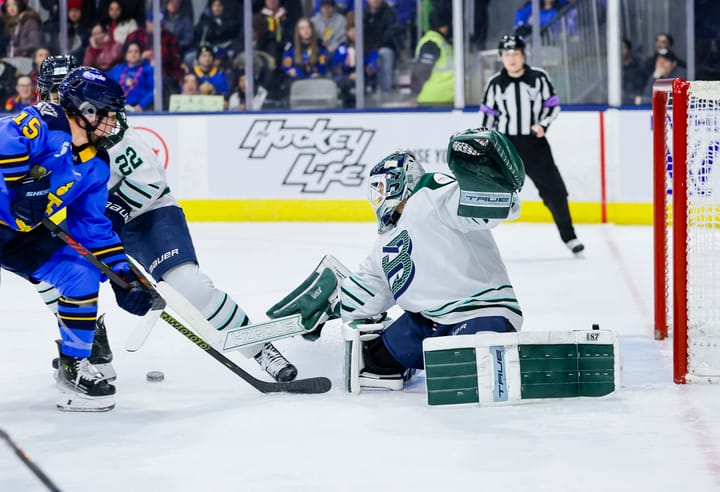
0, 427, 62, 492
39, 217, 331, 395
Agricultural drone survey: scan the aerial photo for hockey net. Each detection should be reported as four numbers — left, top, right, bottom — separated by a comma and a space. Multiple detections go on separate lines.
653, 78, 720, 383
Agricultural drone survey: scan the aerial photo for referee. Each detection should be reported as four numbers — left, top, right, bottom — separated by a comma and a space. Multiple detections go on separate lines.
479, 34, 584, 255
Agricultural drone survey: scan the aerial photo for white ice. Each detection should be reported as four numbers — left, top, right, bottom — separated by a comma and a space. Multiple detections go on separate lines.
2, 222, 720, 492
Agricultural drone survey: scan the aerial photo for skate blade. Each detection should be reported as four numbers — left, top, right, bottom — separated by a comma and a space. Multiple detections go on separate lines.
56, 394, 115, 412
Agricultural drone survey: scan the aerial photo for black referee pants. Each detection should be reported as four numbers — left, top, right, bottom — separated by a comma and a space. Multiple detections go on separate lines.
507, 135, 577, 243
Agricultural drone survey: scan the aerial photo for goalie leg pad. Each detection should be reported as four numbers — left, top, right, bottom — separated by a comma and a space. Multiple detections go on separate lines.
423, 329, 620, 407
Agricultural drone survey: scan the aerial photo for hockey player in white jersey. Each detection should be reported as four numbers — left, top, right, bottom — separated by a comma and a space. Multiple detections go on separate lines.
267, 128, 526, 392
36, 55, 298, 383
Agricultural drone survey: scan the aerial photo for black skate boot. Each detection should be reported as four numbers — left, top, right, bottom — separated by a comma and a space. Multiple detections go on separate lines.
253, 343, 298, 382
56, 356, 116, 412
51, 314, 116, 381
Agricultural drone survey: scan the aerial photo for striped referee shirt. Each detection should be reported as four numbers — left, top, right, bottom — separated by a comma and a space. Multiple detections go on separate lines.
479, 65, 561, 136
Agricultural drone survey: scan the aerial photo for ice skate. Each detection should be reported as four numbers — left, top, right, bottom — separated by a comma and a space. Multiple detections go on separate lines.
565, 238, 585, 256
56, 356, 116, 412
52, 314, 116, 382
253, 343, 298, 382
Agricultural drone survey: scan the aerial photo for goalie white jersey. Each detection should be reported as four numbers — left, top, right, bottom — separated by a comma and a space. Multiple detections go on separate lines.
341, 173, 523, 330
107, 127, 179, 219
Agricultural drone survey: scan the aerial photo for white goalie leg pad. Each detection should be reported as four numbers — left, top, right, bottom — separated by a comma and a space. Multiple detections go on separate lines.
423, 329, 620, 407
343, 319, 405, 394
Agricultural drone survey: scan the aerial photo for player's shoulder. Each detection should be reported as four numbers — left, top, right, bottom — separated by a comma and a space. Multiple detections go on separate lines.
31, 102, 71, 134
527, 65, 552, 79
412, 172, 456, 194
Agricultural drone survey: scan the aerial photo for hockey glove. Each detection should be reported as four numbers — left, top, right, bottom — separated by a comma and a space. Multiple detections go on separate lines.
447, 128, 525, 219
110, 262, 153, 316
105, 192, 132, 232
10, 170, 51, 226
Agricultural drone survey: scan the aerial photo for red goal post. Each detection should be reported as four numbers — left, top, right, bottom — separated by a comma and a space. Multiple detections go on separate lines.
653, 78, 720, 384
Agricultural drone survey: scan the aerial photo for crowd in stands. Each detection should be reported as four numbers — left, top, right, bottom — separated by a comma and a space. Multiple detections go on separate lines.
0, 0, 715, 111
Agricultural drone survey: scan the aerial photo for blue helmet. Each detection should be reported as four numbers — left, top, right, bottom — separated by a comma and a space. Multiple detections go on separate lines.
59, 66, 127, 150
37, 54, 78, 102
367, 151, 425, 233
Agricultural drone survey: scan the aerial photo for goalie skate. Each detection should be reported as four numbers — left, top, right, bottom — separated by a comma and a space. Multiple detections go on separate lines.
56, 356, 116, 412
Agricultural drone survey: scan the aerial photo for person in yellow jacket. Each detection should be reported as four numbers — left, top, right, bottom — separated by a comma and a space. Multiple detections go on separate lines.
411, 7, 453, 106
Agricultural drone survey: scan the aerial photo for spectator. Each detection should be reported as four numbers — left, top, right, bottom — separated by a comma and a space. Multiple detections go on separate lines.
228, 68, 267, 110
44, 0, 87, 60
643, 32, 686, 75
282, 17, 329, 80
363, 0, 404, 93
513, 0, 559, 37
0, 62, 18, 104
332, 11, 379, 106
30, 46, 50, 84
470, 0, 491, 50
411, 6, 453, 107
181, 71, 201, 94
621, 38, 645, 105
126, 12, 184, 87
191, 43, 229, 96
97, 0, 145, 26
5, 74, 35, 111
3, 0, 43, 58
83, 22, 123, 71
107, 0, 138, 45
254, 0, 291, 69
193, 0, 241, 56
108, 41, 153, 111
312, 0, 352, 15
636, 48, 686, 105
164, 0, 195, 58
311, 0, 347, 56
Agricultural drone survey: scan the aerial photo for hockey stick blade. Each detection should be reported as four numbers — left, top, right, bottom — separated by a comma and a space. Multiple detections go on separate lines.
159, 311, 331, 394
124, 308, 163, 352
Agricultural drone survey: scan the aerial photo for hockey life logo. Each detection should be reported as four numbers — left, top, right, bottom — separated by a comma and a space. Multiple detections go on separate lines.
491, 345, 509, 402
381, 230, 415, 299
239, 119, 373, 192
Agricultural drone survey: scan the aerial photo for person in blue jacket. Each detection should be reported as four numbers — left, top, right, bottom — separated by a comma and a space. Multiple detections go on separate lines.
0, 66, 153, 412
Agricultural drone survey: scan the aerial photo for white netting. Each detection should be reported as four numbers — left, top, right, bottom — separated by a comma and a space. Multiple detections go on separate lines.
685, 81, 720, 380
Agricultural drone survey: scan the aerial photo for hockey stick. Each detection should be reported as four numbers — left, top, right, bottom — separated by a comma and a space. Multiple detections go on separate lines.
0, 427, 62, 492
39, 218, 331, 394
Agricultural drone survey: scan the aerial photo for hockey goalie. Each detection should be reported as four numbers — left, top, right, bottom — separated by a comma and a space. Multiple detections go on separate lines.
270, 129, 524, 390
270, 128, 620, 405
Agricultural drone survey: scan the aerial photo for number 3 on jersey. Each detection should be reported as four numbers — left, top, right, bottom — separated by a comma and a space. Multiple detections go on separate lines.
382, 230, 416, 299
115, 146, 144, 175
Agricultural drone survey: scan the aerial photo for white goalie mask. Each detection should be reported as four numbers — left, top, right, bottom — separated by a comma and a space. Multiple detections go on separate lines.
367, 151, 425, 233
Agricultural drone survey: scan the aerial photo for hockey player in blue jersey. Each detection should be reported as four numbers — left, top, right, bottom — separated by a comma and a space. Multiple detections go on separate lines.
35, 55, 298, 383
0, 66, 153, 412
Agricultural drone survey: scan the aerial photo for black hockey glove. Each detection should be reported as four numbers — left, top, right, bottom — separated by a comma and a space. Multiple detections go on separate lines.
105, 192, 132, 232
10, 171, 51, 226
110, 262, 153, 316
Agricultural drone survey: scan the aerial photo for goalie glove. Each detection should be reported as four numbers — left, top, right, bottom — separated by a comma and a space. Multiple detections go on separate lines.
447, 128, 525, 219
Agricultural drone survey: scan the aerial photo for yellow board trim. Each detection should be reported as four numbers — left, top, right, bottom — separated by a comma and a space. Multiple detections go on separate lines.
178, 200, 655, 225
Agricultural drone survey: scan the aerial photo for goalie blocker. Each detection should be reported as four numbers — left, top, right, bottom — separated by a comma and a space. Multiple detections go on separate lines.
423, 329, 619, 407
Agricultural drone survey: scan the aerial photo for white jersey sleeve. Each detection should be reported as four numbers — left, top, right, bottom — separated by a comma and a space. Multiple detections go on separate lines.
341, 173, 523, 330
107, 127, 179, 219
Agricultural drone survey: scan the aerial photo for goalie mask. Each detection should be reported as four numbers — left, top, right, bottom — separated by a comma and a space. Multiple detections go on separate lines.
368, 151, 425, 233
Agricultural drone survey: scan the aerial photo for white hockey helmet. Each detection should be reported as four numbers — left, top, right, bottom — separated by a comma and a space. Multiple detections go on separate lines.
367, 151, 425, 233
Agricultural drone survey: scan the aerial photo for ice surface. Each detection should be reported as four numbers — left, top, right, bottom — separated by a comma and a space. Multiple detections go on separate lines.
2, 222, 720, 492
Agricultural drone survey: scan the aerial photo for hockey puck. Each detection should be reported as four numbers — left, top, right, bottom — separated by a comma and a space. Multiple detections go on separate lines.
146, 370, 165, 382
